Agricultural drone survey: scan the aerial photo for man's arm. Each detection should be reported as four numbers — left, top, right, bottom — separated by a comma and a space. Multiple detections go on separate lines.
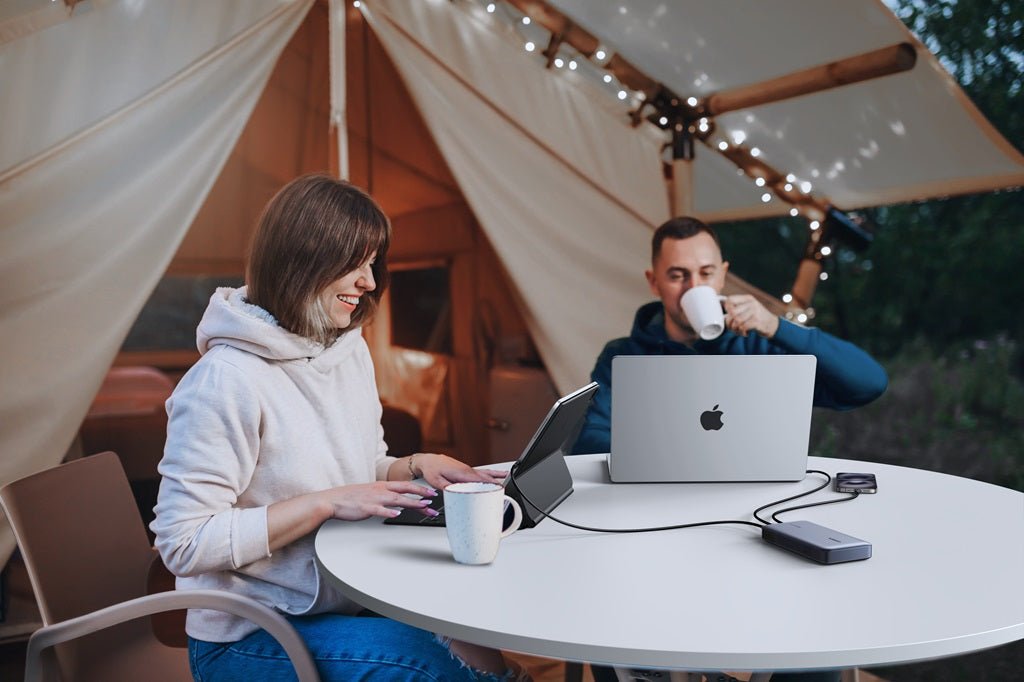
766, 319, 888, 409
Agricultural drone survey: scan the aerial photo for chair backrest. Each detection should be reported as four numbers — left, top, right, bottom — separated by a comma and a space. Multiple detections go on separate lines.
0, 452, 170, 679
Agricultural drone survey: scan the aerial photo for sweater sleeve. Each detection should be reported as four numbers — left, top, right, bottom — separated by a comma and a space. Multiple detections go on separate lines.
768, 319, 888, 409
571, 342, 617, 454
353, 335, 396, 480
151, 358, 271, 578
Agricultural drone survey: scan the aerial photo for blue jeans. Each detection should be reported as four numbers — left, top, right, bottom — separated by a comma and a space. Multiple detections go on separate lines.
188, 612, 517, 681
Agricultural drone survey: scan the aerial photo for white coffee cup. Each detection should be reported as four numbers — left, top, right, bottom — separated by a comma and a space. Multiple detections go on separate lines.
443, 482, 523, 565
680, 285, 728, 340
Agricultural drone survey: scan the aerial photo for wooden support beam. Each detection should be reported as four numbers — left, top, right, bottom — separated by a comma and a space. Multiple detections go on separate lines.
704, 43, 917, 116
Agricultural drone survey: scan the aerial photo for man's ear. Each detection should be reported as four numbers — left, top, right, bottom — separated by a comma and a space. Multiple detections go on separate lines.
645, 269, 658, 295
721, 260, 730, 277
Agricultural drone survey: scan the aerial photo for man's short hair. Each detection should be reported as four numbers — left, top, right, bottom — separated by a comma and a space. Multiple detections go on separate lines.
651, 216, 721, 263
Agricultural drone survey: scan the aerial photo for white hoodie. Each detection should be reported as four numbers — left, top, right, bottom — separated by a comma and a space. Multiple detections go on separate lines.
151, 287, 395, 641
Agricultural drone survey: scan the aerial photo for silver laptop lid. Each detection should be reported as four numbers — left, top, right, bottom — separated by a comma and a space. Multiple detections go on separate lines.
609, 355, 816, 482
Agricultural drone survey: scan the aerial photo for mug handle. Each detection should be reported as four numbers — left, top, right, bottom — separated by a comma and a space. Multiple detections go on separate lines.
500, 496, 523, 537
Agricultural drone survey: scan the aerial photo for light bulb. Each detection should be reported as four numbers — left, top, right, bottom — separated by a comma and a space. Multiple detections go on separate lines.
522, 16, 531, 25
750, 147, 761, 157
820, 246, 832, 256
686, 96, 698, 107
717, 141, 729, 151
761, 193, 772, 203
524, 41, 536, 52
790, 208, 799, 217
782, 293, 793, 303
603, 74, 612, 83
617, 90, 628, 100
755, 177, 766, 187
810, 220, 820, 230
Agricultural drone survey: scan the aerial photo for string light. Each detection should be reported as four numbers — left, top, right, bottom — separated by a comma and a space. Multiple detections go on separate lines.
522, 16, 531, 25
731, 130, 746, 145
660, 116, 669, 126
820, 246, 832, 256
819, 272, 829, 281
801, 181, 813, 193
750, 147, 761, 157
810, 220, 820, 230
784, 183, 793, 192
617, 90, 628, 100
755, 177, 766, 187
786, 173, 796, 182
603, 74, 613, 83
524, 41, 536, 52
782, 293, 793, 303
595, 49, 607, 61
697, 118, 709, 133
486, 3, 496, 13
353, 0, 361, 7
789, 208, 799, 217
569, 60, 578, 70
686, 96, 698, 106
761, 193, 772, 203
797, 313, 808, 323
717, 141, 729, 151
554, 57, 565, 68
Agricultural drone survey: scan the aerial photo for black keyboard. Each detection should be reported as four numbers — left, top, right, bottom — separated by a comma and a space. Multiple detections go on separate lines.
382, 494, 446, 526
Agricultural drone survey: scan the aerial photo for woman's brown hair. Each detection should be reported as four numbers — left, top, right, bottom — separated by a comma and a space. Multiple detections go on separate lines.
246, 174, 390, 346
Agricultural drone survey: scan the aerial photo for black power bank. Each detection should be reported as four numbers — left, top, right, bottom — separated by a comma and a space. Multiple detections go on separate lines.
762, 520, 872, 564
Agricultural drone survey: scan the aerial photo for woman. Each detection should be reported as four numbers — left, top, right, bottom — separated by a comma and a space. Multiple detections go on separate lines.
152, 174, 523, 681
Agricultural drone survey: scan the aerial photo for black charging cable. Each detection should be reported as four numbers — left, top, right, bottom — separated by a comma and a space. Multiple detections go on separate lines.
770, 492, 860, 523
508, 463, 861, 534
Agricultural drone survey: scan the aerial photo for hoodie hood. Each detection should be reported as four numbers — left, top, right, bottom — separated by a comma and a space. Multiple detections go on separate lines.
196, 286, 362, 366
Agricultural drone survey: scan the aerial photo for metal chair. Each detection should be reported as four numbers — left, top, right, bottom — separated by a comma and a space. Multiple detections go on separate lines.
0, 451, 319, 682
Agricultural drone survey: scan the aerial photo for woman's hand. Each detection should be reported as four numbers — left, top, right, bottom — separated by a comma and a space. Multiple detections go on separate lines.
267, 481, 437, 551
325, 481, 439, 521
405, 453, 507, 490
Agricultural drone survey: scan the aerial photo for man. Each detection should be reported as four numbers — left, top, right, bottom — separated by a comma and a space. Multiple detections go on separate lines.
573, 216, 888, 456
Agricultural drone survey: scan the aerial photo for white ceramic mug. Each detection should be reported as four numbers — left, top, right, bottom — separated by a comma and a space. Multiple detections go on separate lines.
443, 482, 523, 565
680, 285, 728, 340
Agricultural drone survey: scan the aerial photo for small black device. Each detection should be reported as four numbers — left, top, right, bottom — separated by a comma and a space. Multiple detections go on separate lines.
384, 381, 599, 529
835, 472, 877, 494
762, 520, 872, 564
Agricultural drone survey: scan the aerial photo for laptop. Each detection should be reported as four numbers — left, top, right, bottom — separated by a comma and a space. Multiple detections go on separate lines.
609, 355, 816, 483
385, 381, 599, 528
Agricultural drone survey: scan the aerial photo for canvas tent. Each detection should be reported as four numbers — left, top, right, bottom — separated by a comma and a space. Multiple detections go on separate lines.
1, 0, 1022, 571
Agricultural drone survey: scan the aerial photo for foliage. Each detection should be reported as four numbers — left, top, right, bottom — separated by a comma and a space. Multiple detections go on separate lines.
809, 338, 1024, 491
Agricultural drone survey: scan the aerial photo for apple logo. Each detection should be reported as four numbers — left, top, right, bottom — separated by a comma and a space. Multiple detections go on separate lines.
700, 404, 724, 431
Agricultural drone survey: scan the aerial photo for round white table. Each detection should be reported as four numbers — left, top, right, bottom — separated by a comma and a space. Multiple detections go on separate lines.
315, 454, 1024, 673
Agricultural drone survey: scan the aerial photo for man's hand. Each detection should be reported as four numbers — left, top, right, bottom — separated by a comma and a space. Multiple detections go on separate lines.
722, 294, 780, 338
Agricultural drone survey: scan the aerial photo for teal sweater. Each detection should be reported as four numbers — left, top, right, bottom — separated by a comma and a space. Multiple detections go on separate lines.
572, 301, 889, 455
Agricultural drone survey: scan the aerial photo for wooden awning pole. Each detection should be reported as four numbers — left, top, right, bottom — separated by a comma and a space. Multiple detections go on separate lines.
671, 158, 694, 216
